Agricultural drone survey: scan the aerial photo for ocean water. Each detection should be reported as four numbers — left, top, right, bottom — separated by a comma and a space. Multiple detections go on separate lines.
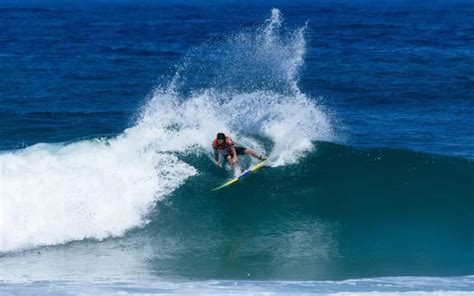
0, 0, 473, 295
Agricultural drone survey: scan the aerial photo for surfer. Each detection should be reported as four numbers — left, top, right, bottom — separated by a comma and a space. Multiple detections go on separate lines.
212, 132, 267, 168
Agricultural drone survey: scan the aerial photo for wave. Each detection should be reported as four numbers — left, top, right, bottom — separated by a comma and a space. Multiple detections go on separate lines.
1, 142, 473, 279
0, 8, 333, 252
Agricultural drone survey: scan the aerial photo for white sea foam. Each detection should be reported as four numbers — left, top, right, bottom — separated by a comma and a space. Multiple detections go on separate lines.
0, 131, 197, 252
138, 88, 333, 167
0, 277, 472, 296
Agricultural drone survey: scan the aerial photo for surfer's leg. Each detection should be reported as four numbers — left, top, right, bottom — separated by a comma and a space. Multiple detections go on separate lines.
225, 154, 234, 167
236, 146, 259, 159
225, 154, 240, 176
243, 148, 267, 161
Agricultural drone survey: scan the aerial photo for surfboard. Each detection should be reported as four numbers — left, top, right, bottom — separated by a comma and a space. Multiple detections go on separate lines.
211, 159, 268, 191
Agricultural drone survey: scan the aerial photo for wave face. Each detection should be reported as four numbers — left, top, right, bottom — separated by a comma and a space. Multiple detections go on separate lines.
133, 143, 473, 280
0, 9, 333, 253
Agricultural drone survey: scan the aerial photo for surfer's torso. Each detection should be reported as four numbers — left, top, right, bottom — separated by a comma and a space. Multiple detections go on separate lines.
212, 136, 234, 156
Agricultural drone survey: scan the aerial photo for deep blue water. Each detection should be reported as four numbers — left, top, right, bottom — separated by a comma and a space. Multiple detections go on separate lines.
1, 0, 473, 294
1, 1, 473, 157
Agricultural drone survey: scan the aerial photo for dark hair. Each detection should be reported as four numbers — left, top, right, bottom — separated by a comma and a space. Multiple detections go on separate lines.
217, 133, 226, 140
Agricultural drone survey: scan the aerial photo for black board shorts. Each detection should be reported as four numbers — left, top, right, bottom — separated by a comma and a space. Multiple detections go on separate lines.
224, 146, 246, 159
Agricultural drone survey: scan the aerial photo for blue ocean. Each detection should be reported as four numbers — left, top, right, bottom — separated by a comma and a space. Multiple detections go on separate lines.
1, 0, 473, 295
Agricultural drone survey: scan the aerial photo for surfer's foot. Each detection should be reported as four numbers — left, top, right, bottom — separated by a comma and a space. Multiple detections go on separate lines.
234, 166, 241, 177
258, 155, 268, 161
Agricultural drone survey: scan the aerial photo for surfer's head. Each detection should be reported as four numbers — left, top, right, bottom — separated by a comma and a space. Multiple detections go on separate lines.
217, 133, 226, 144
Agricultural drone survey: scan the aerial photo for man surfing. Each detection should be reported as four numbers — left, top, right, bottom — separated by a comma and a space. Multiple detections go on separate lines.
212, 133, 267, 170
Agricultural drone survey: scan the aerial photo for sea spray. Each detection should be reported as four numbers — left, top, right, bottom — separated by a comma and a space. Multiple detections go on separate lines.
139, 7, 333, 165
